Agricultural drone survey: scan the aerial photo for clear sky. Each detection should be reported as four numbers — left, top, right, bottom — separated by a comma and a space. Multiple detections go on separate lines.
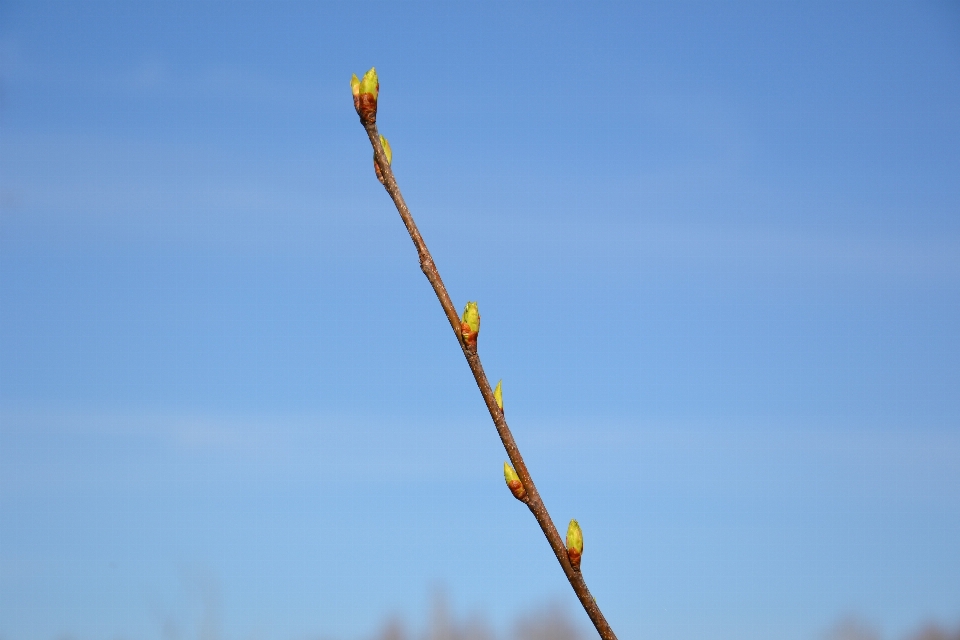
1, 2, 959, 640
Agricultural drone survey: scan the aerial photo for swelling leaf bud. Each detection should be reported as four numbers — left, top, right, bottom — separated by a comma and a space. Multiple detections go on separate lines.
493, 379, 503, 411
379, 135, 393, 165
356, 66, 379, 125
566, 519, 583, 570
374, 134, 392, 184
503, 462, 526, 501
359, 67, 379, 98
461, 301, 480, 349
350, 74, 361, 112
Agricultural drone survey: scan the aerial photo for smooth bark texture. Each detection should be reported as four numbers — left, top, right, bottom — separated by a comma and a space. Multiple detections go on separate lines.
361, 121, 618, 640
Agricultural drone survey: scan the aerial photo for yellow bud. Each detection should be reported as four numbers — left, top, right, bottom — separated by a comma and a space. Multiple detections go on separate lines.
359, 67, 379, 98
379, 135, 392, 165
355, 67, 379, 125
374, 135, 393, 184
566, 519, 583, 570
493, 379, 503, 411
350, 74, 362, 113
503, 462, 526, 501
460, 301, 480, 349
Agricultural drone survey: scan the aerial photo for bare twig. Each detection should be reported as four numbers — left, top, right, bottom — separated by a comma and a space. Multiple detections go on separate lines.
353, 72, 618, 640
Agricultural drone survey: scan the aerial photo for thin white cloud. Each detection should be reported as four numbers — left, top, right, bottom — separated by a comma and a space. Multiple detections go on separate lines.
2, 408, 958, 499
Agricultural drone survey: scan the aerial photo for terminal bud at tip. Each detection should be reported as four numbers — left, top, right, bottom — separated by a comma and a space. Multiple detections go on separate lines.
356, 66, 379, 125
350, 74, 361, 112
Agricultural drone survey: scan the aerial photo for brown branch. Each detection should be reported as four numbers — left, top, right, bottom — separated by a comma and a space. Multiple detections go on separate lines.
358, 116, 618, 640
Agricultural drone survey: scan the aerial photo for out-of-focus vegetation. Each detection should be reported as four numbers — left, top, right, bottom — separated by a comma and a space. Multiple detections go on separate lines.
366, 596, 583, 640
361, 597, 960, 640
821, 619, 960, 640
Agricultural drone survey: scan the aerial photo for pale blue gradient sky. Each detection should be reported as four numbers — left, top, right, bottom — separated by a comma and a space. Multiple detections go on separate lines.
1, 2, 959, 640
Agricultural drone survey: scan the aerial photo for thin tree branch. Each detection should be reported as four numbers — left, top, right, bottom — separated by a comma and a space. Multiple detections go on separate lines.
359, 118, 618, 640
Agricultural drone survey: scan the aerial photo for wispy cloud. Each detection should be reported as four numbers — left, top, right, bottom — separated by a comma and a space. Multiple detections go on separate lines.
3, 408, 958, 498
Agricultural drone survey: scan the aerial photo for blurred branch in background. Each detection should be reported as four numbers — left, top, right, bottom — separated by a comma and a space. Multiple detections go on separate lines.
827, 618, 960, 640
364, 604, 960, 640
367, 594, 584, 640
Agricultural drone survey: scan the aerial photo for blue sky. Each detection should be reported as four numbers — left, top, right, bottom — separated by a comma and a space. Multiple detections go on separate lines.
1, 2, 959, 639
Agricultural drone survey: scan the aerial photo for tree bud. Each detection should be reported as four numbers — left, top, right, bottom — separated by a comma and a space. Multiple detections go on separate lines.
356, 66, 379, 125
374, 134, 392, 183
460, 301, 480, 349
503, 462, 526, 501
566, 519, 583, 570
350, 74, 361, 113
493, 379, 503, 411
